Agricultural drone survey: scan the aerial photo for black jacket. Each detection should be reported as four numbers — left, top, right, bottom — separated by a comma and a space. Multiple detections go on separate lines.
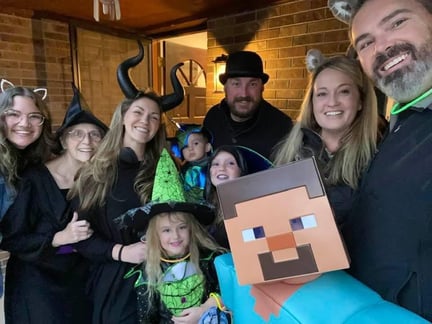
74, 147, 143, 324
203, 99, 292, 159
342, 107, 432, 321
0, 165, 91, 324
296, 128, 355, 225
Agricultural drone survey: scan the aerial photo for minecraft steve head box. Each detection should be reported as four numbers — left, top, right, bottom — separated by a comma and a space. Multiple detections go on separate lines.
216, 157, 349, 285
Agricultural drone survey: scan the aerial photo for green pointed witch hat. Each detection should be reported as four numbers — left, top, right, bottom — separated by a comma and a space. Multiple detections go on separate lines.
116, 148, 215, 231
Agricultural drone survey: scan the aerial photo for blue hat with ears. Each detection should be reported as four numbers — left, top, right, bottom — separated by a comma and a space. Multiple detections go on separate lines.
236, 145, 273, 174
56, 83, 109, 137
175, 124, 213, 152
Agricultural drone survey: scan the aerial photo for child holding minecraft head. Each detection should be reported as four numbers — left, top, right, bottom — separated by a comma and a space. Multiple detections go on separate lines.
176, 125, 212, 203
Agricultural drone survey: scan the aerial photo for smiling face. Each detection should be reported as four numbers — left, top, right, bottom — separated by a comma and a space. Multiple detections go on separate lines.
122, 97, 161, 156
225, 77, 264, 122
62, 123, 103, 163
351, 0, 432, 102
312, 67, 360, 139
156, 212, 191, 258
181, 133, 211, 162
4, 95, 44, 149
210, 151, 242, 186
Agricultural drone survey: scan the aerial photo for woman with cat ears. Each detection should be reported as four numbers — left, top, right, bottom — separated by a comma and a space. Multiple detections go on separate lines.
0, 80, 54, 218
0, 83, 108, 324
272, 49, 379, 224
0, 78, 54, 309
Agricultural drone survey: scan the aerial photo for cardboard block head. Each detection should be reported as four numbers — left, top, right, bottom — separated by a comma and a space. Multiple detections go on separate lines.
216, 157, 349, 285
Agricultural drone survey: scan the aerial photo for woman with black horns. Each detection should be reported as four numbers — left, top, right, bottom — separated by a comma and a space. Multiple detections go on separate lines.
68, 41, 184, 324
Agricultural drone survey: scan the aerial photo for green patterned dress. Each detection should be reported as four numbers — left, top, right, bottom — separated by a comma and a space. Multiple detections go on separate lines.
127, 249, 223, 324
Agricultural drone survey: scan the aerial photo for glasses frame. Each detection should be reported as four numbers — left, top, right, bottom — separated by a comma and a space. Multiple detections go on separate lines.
3, 109, 45, 126
66, 129, 103, 142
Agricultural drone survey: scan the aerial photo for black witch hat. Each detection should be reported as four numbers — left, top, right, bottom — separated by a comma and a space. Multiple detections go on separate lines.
117, 40, 184, 111
56, 83, 109, 137
53, 83, 108, 154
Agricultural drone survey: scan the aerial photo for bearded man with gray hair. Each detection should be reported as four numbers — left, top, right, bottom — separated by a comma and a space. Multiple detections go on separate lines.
328, 0, 432, 321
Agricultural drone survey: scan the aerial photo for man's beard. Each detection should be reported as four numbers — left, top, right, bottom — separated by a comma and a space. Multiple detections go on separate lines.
228, 96, 260, 120
372, 37, 432, 102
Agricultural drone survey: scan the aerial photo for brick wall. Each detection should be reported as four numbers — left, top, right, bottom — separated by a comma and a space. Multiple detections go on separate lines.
1, 1, 352, 122
0, 13, 150, 130
75, 29, 151, 127
206, 0, 350, 119
0, 13, 72, 128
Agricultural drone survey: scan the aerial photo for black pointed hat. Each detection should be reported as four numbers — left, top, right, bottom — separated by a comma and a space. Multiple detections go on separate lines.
56, 83, 109, 137
117, 40, 185, 112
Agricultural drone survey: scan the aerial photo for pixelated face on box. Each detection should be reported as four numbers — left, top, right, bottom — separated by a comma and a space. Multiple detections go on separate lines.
216, 158, 349, 285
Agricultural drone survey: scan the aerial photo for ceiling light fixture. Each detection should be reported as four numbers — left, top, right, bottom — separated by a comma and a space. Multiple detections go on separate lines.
93, 0, 121, 21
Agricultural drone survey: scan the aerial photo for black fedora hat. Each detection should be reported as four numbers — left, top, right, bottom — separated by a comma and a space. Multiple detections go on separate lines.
219, 51, 269, 85
56, 83, 109, 137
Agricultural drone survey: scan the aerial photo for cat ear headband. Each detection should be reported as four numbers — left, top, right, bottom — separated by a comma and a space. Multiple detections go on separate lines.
305, 49, 326, 73
327, 0, 360, 24
0, 79, 48, 100
306, 48, 359, 73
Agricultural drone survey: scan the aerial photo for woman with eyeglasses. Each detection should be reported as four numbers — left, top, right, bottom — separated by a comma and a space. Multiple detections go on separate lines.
0, 84, 108, 324
0, 82, 54, 299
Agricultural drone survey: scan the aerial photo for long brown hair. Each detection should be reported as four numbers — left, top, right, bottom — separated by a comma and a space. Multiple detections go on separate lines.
0, 86, 54, 187
68, 91, 167, 211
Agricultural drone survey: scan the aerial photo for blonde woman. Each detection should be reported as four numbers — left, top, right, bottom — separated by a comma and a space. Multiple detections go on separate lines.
272, 50, 379, 224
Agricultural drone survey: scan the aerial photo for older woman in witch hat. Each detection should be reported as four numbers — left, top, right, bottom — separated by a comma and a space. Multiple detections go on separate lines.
0, 83, 108, 324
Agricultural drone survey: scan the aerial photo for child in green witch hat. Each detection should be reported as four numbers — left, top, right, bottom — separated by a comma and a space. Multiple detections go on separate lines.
118, 148, 228, 324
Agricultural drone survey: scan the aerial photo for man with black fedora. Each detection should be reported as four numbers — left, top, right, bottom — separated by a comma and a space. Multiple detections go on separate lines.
203, 50, 292, 159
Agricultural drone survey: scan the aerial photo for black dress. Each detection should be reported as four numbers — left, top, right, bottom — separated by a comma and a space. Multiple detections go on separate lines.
73, 148, 144, 324
0, 164, 92, 324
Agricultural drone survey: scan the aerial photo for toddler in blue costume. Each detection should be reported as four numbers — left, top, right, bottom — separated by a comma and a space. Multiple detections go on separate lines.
176, 125, 212, 203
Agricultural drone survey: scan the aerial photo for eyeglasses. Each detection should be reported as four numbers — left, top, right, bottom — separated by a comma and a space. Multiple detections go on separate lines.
3, 109, 45, 126
67, 129, 103, 142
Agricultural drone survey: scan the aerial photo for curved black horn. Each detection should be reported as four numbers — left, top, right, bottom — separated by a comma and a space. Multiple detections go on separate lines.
161, 62, 185, 112
117, 40, 144, 99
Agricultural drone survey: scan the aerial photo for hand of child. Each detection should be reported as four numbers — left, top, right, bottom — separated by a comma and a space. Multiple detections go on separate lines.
171, 306, 205, 324
52, 212, 93, 247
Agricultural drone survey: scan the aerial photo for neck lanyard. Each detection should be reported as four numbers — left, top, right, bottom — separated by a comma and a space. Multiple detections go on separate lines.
391, 88, 432, 115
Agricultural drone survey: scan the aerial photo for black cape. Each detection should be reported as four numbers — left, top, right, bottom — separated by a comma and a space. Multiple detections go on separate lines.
0, 164, 91, 324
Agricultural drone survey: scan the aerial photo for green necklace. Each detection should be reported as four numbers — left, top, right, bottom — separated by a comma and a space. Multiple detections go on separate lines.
391, 87, 432, 115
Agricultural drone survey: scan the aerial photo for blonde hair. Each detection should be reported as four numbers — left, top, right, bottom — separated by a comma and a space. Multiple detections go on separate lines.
68, 91, 167, 211
144, 211, 224, 302
273, 56, 377, 189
